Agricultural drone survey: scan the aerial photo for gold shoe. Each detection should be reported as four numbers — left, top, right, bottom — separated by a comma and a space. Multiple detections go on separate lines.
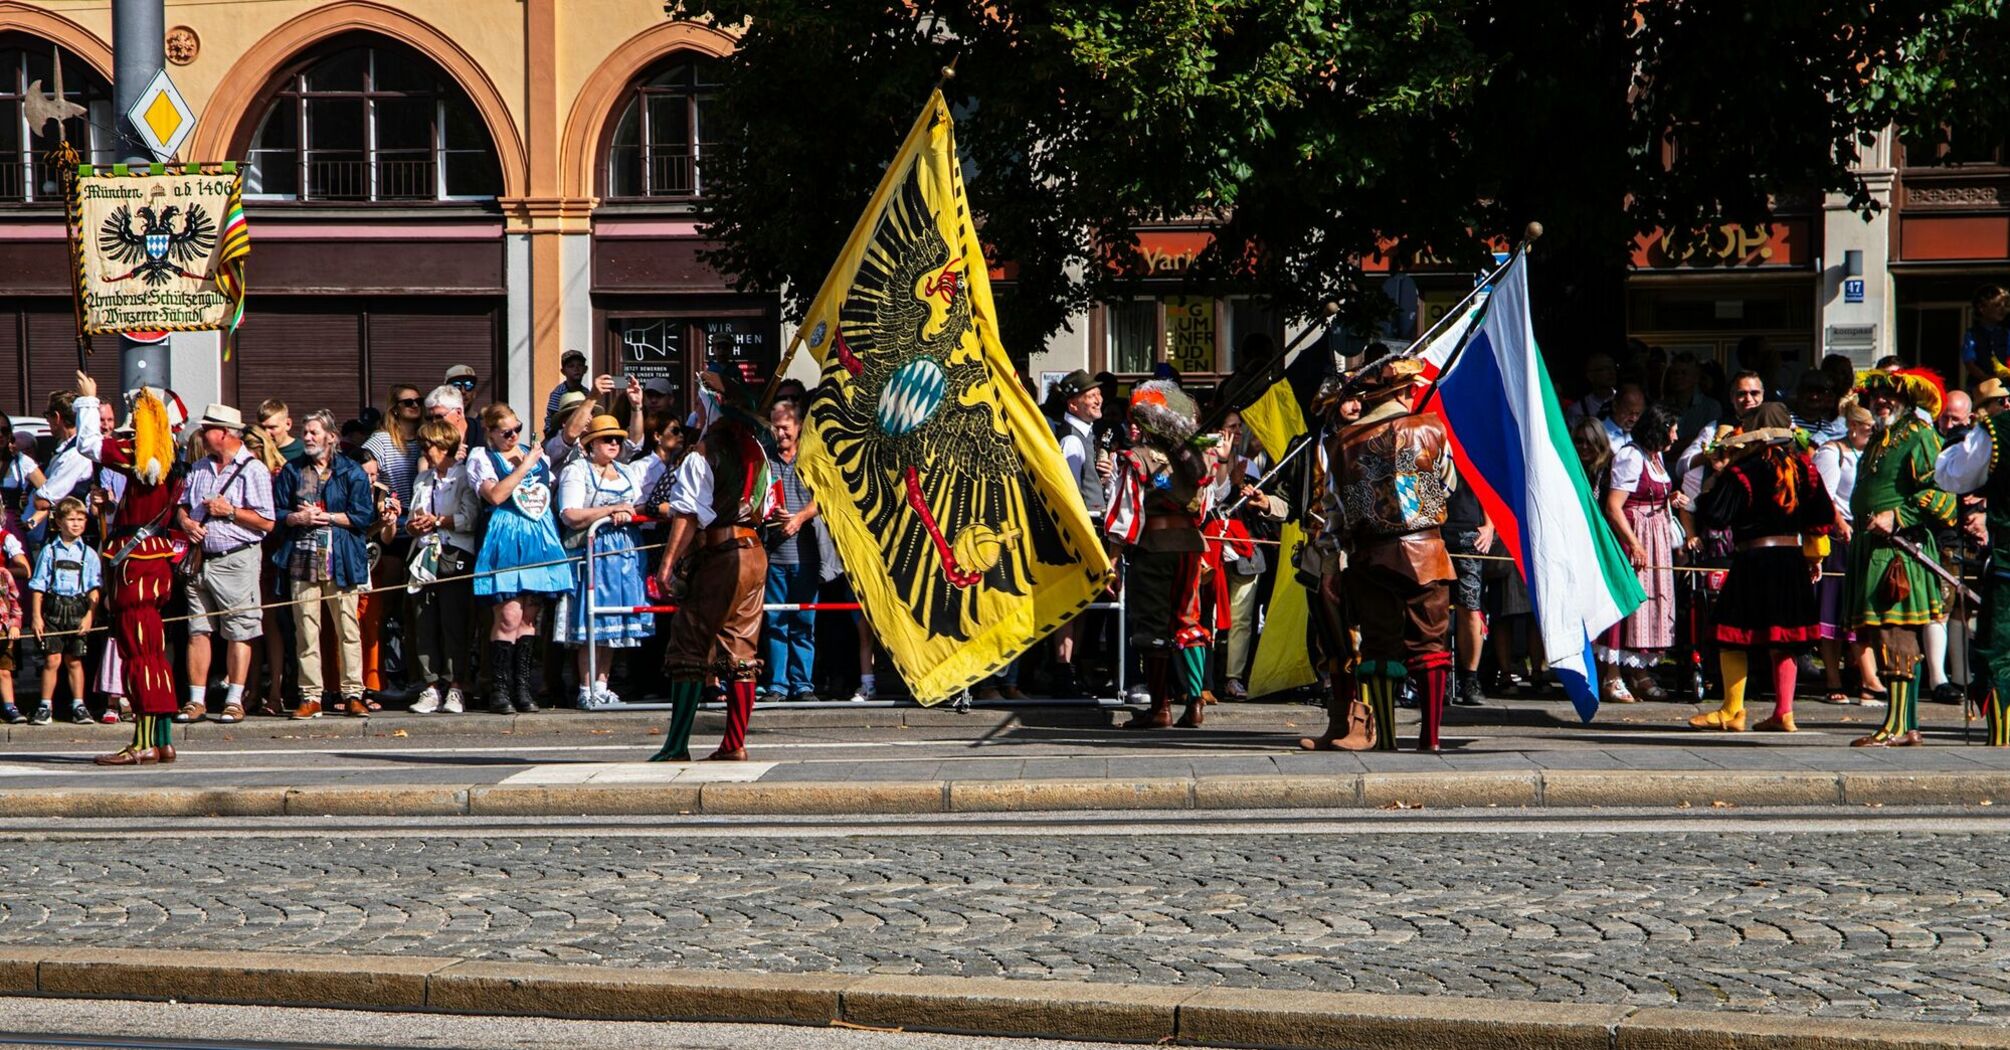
1688, 708, 1747, 731
1752, 712, 1797, 733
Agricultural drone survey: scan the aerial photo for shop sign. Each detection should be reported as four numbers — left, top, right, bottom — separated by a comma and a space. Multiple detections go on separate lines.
1166, 296, 1217, 373
1632, 221, 1809, 269
1826, 323, 1877, 350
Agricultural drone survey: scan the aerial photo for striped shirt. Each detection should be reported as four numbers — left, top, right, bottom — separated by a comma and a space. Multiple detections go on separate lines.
768, 455, 814, 566
362, 430, 418, 526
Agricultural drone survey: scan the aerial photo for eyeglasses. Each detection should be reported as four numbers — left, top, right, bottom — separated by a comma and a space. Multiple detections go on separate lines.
450, 379, 477, 391
396, 397, 422, 408
494, 425, 522, 439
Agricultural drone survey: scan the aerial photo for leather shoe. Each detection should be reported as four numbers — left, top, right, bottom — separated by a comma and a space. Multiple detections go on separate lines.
94, 747, 158, 766
341, 695, 371, 718
157, 745, 176, 764
290, 699, 322, 720
704, 747, 748, 762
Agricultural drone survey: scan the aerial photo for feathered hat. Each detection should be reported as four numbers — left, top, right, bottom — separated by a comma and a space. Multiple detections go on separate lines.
1129, 379, 1199, 446
1854, 366, 1945, 419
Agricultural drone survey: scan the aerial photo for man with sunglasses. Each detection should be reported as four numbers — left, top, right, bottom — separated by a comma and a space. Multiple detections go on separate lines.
444, 366, 487, 453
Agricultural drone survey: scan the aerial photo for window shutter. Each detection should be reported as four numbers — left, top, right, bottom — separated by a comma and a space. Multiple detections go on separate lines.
25, 309, 116, 412
366, 301, 499, 410
232, 304, 366, 420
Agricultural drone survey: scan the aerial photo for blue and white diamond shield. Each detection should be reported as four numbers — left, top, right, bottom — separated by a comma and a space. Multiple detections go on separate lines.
876, 357, 947, 436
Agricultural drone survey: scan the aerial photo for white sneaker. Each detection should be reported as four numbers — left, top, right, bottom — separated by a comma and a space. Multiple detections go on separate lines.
410, 686, 441, 714
592, 685, 622, 708
575, 687, 596, 710
848, 686, 871, 703
441, 687, 465, 714
1124, 682, 1150, 705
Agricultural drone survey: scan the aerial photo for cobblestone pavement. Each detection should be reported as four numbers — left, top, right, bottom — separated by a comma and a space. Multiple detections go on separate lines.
4, 829, 2010, 1027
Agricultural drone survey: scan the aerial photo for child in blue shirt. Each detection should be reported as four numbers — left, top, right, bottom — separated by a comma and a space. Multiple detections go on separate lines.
28, 497, 101, 725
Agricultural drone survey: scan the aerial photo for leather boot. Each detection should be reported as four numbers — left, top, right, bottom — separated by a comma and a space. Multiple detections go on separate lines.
1335, 699, 1378, 751
512, 640, 540, 713
1123, 652, 1175, 729
1298, 691, 1351, 751
487, 641, 516, 714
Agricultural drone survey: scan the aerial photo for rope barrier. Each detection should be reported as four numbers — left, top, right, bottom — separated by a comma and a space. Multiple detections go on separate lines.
12, 516, 1982, 645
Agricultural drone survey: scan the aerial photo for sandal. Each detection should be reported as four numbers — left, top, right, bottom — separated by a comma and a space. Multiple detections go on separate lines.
1859, 687, 1889, 708
1823, 690, 1855, 705
216, 703, 244, 724
364, 698, 383, 712
173, 701, 206, 724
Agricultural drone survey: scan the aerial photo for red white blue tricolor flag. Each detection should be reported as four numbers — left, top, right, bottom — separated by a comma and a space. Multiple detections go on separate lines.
1418, 251, 1644, 722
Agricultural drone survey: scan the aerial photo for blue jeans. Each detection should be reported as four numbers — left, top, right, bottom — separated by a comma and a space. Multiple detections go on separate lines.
763, 561, 817, 694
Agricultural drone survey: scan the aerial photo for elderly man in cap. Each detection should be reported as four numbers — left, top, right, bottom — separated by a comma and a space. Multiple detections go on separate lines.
1049, 369, 1109, 696
175, 402, 277, 724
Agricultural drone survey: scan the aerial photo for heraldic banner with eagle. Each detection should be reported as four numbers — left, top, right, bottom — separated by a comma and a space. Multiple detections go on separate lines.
795, 90, 1112, 704
69, 165, 250, 335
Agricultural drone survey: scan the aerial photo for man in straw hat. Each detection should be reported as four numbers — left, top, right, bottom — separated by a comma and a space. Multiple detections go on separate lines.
1847, 368, 1958, 747
69, 371, 189, 764
650, 364, 775, 762
1310, 358, 1456, 753
176, 401, 277, 727
1103, 379, 1219, 729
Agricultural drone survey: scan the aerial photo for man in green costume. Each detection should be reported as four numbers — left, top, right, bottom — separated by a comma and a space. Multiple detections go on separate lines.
1847, 369, 1959, 747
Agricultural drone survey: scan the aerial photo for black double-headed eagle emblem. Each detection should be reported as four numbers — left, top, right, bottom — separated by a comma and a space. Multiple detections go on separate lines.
809, 157, 1075, 642
98, 193, 217, 286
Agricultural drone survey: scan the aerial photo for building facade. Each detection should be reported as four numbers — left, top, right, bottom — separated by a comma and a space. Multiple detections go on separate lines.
0, 0, 774, 424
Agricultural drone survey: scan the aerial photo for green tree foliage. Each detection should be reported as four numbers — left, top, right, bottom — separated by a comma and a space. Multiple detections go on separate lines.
697, 1, 2000, 364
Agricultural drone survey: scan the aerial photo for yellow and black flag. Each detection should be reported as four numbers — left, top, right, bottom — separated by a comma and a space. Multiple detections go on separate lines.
793, 90, 1112, 704
1232, 341, 1329, 699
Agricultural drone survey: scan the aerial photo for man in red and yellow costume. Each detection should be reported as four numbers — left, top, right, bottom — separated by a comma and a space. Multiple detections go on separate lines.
72, 371, 186, 766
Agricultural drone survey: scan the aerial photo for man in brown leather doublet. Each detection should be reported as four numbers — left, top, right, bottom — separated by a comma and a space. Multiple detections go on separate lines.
1313, 359, 1456, 752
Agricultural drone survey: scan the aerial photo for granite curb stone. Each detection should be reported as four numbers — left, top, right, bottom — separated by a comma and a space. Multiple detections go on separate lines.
3, 948, 2006, 1048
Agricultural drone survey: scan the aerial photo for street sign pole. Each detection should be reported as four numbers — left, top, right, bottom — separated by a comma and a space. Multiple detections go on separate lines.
112, 0, 172, 396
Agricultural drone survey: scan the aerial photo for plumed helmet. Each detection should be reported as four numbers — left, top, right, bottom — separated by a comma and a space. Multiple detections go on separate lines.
1129, 379, 1199, 446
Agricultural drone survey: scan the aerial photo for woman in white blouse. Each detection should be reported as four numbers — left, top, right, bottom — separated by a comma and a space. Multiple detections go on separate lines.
1813, 404, 1874, 704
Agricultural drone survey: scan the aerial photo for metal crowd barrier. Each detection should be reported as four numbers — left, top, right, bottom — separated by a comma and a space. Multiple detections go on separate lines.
580, 514, 1128, 709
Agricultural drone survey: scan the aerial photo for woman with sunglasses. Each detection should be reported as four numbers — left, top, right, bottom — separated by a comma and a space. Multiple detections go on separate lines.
0, 418, 46, 541
469, 403, 571, 713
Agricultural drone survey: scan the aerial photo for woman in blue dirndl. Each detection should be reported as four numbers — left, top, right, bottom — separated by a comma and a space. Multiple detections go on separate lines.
556, 412, 653, 707
470, 402, 571, 714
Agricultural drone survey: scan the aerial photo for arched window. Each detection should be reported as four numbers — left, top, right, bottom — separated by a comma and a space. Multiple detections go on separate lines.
0, 38, 113, 202
604, 55, 722, 199
245, 38, 501, 201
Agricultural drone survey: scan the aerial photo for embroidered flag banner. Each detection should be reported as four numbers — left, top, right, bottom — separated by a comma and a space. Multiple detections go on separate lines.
68, 163, 249, 335
794, 90, 1112, 704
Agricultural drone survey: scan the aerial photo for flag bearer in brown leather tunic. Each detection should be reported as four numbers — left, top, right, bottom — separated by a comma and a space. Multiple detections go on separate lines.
1323, 359, 1457, 752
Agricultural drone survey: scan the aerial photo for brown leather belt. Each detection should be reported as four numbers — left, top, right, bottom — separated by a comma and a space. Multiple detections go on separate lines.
1143, 514, 1191, 532
1735, 535, 1801, 552
702, 525, 758, 546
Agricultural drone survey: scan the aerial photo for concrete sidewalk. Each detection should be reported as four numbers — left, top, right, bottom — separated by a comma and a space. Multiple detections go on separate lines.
1, 947, 2005, 1049
4, 698, 2008, 816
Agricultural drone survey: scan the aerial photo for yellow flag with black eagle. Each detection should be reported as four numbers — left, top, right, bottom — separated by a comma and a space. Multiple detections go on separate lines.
793, 90, 1113, 704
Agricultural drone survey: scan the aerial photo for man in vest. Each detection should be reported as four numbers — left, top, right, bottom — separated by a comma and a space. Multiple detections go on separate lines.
650, 365, 774, 762
1936, 389, 2010, 744
1050, 370, 1109, 697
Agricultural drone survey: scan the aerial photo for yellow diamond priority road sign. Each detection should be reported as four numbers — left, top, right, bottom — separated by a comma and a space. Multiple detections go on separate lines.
125, 67, 196, 162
